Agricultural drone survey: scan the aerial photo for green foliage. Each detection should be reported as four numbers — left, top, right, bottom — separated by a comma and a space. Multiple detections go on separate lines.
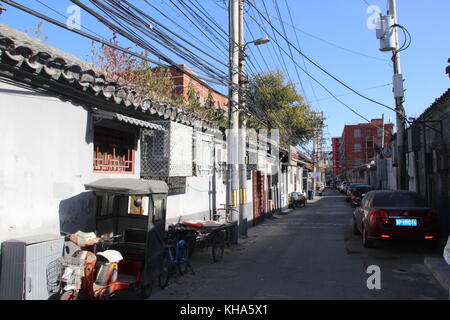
186, 82, 201, 113
246, 70, 325, 147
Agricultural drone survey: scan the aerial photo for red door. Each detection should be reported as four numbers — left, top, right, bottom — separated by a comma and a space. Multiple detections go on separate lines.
252, 171, 266, 225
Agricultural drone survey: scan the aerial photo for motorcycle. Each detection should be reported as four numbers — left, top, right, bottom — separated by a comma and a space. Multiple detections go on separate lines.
59, 231, 144, 300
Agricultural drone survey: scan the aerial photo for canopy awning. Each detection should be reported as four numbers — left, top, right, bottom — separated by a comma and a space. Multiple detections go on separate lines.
85, 178, 169, 195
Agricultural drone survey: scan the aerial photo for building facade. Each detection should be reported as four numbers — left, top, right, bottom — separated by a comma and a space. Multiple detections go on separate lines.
169, 64, 228, 111
331, 137, 342, 177
339, 119, 393, 177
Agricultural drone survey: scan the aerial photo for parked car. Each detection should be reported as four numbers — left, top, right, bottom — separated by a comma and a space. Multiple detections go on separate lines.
339, 181, 351, 193
350, 185, 375, 207
288, 192, 306, 208
353, 190, 438, 248
345, 183, 365, 202
343, 182, 354, 194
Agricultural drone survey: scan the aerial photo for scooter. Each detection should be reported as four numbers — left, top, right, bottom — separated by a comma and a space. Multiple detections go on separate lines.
59, 231, 144, 300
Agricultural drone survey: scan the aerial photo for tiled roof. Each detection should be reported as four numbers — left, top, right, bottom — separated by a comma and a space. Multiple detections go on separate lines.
418, 88, 450, 120
0, 23, 220, 134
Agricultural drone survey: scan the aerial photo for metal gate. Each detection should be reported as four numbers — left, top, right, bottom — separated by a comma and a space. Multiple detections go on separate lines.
252, 170, 266, 225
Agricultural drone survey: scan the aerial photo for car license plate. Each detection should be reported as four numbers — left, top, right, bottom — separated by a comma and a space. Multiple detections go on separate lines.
395, 219, 417, 227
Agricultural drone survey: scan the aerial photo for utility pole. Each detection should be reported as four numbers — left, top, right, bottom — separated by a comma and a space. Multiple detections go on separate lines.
389, 0, 407, 190
227, 0, 240, 244
238, 0, 248, 237
311, 112, 319, 195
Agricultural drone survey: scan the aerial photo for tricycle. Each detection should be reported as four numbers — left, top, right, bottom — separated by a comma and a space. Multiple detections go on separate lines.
175, 220, 233, 263
58, 178, 169, 300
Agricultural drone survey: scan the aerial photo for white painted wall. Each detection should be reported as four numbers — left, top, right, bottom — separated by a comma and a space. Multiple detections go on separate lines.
166, 175, 226, 223
0, 81, 141, 244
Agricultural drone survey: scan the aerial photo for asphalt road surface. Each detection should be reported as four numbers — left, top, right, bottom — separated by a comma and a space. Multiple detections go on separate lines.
150, 188, 448, 300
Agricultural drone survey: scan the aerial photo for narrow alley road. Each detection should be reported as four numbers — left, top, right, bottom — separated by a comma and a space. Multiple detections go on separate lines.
151, 189, 447, 300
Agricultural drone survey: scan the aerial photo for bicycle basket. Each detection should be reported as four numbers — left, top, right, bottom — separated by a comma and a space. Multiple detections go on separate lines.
57, 257, 85, 286
46, 258, 64, 294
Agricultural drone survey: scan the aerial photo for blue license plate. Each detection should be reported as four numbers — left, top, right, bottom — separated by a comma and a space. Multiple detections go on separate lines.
395, 219, 417, 227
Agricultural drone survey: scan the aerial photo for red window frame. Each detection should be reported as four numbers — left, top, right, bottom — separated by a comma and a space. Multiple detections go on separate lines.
93, 125, 136, 174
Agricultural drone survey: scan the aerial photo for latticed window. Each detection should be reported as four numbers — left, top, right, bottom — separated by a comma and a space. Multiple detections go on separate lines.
93, 126, 135, 173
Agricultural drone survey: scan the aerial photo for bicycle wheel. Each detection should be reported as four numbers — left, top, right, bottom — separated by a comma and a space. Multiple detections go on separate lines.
158, 251, 171, 289
212, 231, 225, 262
177, 244, 189, 275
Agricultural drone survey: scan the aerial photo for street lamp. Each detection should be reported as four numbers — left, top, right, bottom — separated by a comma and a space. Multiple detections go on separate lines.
243, 36, 270, 52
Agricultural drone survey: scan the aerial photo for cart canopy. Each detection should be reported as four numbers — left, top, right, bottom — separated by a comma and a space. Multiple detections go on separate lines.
85, 178, 168, 195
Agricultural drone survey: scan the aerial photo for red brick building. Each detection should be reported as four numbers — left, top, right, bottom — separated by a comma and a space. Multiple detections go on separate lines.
169, 64, 229, 111
331, 137, 342, 177
338, 119, 393, 176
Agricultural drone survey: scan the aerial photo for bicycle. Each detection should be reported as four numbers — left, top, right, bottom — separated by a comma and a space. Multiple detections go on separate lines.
158, 226, 190, 289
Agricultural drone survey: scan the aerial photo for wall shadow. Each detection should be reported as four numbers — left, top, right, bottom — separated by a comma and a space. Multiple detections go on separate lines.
58, 191, 96, 234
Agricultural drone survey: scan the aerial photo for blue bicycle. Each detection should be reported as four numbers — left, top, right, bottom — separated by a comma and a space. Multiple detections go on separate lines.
158, 226, 190, 289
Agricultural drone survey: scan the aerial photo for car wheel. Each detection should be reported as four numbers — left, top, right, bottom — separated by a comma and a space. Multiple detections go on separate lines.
362, 226, 376, 248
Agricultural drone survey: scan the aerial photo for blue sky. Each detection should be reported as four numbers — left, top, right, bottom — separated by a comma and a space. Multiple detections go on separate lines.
1, 0, 449, 151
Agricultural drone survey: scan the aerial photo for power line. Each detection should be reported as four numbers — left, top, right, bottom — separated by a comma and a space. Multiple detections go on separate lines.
245, 8, 379, 127
247, 1, 405, 120
2, 0, 233, 100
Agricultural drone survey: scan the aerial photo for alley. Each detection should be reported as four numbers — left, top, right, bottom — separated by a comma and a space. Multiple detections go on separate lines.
151, 189, 448, 300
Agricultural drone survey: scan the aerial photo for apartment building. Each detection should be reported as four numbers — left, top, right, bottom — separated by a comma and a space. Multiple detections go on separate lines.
339, 119, 393, 177
331, 137, 342, 177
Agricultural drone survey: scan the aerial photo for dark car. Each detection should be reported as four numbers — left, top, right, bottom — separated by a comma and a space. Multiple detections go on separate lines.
353, 190, 438, 248
288, 192, 306, 208
350, 185, 375, 207
345, 183, 365, 202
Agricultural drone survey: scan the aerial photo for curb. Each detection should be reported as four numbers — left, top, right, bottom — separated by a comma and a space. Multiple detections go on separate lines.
424, 256, 450, 295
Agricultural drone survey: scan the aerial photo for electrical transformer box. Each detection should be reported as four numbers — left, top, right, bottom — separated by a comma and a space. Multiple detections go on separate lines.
0, 234, 64, 300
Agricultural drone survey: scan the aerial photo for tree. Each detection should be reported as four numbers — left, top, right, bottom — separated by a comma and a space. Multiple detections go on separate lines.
90, 34, 227, 127
91, 34, 181, 105
246, 70, 323, 147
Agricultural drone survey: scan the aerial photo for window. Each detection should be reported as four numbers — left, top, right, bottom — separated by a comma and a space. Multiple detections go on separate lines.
354, 129, 361, 138
93, 126, 135, 173
354, 143, 361, 153
128, 196, 149, 216
377, 128, 383, 137
374, 192, 427, 207
354, 158, 361, 166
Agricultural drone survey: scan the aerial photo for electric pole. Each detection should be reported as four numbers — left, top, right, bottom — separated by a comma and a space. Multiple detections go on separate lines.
238, 0, 248, 237
389, 0, 407, 190
227, 0, 240, 243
